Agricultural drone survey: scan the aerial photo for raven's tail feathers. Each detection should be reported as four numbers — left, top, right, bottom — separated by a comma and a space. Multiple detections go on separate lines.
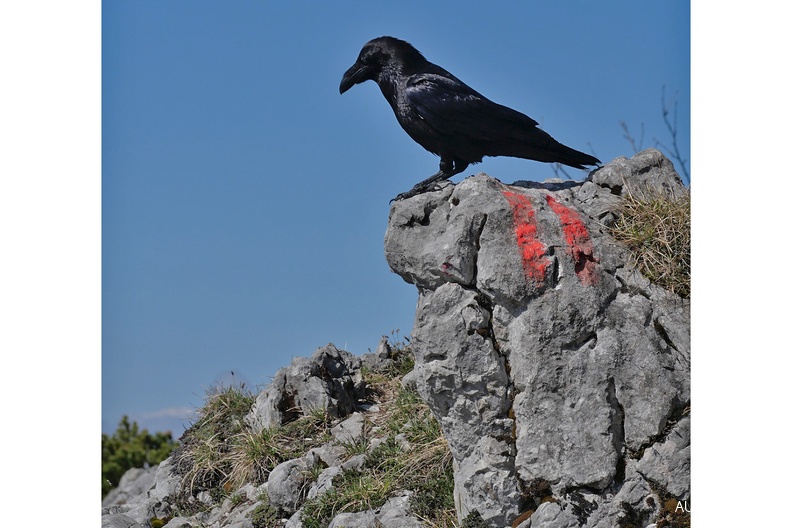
547, 143, 601, 170
503, 128, 601, 169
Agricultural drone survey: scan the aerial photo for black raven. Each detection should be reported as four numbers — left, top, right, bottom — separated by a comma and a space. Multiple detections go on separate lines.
339, 36, 601, 200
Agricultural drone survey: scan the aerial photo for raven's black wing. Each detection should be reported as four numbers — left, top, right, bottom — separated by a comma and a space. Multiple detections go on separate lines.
404, 72, 540, 142
404, 72, 599, 168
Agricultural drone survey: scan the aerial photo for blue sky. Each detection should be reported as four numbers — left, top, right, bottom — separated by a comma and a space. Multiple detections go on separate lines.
101, 1, 691, 436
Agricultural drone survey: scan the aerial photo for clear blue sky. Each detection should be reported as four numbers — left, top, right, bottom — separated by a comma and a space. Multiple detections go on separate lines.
101, 1, 691, 436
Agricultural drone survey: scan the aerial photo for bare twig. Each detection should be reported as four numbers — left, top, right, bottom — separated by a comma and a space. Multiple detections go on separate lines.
551, 162, 573, 180
654, 85, 690, 184
620, 120, 645, 154
586, 142, 599, 161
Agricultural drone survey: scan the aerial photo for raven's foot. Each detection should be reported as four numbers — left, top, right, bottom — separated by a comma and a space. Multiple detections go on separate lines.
391, 185, 425, 202
390, 169, 456, 202
390, 181, 448, 202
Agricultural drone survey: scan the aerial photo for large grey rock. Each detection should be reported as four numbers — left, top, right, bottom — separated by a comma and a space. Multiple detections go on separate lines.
102, 514, 145, 528
385, 150, 690, 527
636, 416, 691, 501
521, 502, 580, 528
267, 457, 313, 515
307, 443, 347, 468
377, 494, 424, 528
566, 461, 659, 527
162, 517, 197, 528
246, 344, 366, 431
285, 511, 304, 528
102, 463, 176, 525
590, 148, 686, 200
151, 458, 181, 502
324, 494, 423, 528
330, 411, 367, 444
102, 466, 158, 509
307, 466, 342, 500
360, 335, 394, 371
327, 510, 377, 528
407, 281, 520, 524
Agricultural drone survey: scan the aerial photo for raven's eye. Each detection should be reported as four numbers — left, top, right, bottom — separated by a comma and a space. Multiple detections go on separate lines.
360, 50, 385, 67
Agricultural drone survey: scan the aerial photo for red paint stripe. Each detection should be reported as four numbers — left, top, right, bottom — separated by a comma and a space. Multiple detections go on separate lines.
545, 195, 599, 285
501, 190, 550, 287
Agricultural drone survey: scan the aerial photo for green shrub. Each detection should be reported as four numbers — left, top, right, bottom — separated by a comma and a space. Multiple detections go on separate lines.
102, 415, 177, 497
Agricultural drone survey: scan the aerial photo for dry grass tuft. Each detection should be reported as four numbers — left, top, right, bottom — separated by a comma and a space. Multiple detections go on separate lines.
167, 341, 456, 526
610, 186, 690, 298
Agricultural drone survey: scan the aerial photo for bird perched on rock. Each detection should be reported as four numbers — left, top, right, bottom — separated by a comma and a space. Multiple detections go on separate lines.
339, 36, 601, 200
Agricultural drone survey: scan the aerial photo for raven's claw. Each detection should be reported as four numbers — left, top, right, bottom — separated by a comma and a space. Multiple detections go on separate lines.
390, 186, 423, 203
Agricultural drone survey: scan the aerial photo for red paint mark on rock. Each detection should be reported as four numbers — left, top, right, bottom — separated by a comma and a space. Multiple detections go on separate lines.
545, 194, 599, 285
501, 190, 550, 287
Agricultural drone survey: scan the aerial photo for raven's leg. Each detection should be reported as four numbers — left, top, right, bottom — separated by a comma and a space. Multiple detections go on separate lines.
392, 158, 470, 201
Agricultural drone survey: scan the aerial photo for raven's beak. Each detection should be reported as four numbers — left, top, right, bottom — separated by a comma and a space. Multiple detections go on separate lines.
339, 62, 370, 94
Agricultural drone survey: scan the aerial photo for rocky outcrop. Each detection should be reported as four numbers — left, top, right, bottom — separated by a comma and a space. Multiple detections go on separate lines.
101, 149, 689, 528
384, 149, 690, 527
246, 344, 366, 432
102, 342, 428, 528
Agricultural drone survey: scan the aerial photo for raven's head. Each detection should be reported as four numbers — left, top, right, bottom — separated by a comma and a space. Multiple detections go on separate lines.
339, 36, 425, 94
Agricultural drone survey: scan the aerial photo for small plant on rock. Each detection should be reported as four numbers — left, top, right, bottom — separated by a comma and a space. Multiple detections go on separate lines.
610, 186, 691, 298
249, 492, 280, 528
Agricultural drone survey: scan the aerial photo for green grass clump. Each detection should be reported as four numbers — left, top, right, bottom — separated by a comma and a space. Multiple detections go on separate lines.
384, 336, 416, 378
300, 379, 455, 528
610, 187, 690, 298
170, 385, 256, 503
385, 386, 425, 434
168, 340, 457, 526
360, 334, 415, 401
170, 385, 334, 514
301, 469, 395, 528
230, 406, 334, 487
407, 465, 456, 523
